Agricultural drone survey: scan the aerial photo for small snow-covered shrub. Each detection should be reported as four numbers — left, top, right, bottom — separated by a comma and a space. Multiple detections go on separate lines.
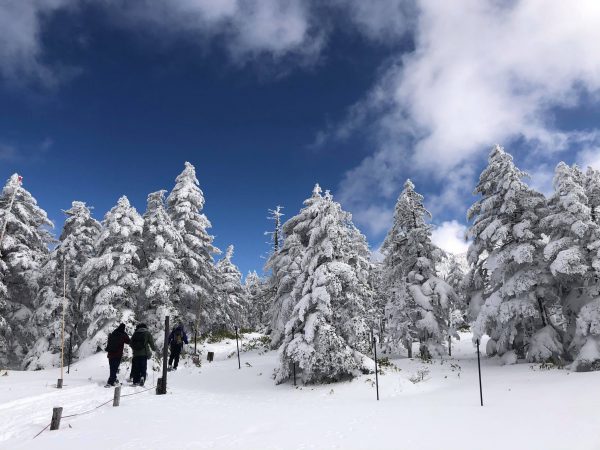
500, 350, 518, 365
205, 329, 238, 343
418, 346, 432, 362
486, 339, 497, 356
573, 336, 600, 372
527, 326, 564, 363
242, 335, 270, 353
409, 368, 430, 383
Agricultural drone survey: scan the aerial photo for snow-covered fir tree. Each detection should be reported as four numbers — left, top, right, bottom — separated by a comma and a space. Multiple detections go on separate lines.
275, 185, 374, 384
140, 190, 186, 347
244, 270, 270, 331
541, 162, 600, 367
24, 201, 101, 369
215, 245, 246, 329
382, 180, 454, 359
267, 232, 304, 348
265, 206, 284, 254
77, 196, 143, 356
0, 174, 53, 368
438, 253, 468, 355
368, 261, 388, 336
467, 145, 554, 361
585, 167, 600, 225
167, 162, 220, 333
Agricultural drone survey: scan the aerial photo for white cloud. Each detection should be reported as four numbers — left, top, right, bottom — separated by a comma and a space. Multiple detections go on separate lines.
334, 0, 600, 236
0, 0, 78, 87
0, 0, 414, 87
578, 145, 600, 172
431, 220, 469, 255
0, 142, 17, 161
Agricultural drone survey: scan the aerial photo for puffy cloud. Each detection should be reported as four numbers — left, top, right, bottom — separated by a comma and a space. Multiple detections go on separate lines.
334, 0, 600, 236
0, 0, 77, 87
431, 220, 469, 255
0, 0, 414, 87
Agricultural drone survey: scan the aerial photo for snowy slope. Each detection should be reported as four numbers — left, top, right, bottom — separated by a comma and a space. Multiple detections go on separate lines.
1, 333, 600, 450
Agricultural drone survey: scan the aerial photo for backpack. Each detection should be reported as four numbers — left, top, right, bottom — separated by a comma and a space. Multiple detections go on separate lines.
105, 332, 121, 353
174, 329, 183, 345
131, 331, 146, 351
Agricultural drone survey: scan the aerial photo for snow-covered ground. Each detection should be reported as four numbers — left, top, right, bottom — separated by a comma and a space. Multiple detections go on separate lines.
1, 332, 599, 450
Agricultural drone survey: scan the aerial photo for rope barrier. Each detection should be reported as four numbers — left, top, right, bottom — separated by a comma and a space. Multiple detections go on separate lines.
32, 423, 50, 439
32, 383, 156, 440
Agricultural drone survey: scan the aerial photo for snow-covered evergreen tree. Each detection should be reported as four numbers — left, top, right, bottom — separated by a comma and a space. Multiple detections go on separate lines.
265, 206, 284, 254
382, 180, 454, 359
0, 174, 53, 367
24, 201, 101, 369
585, 167, 600, 225
215, 245, 246, 329
541, 162, 600, 366
244, 270, 270, 331
167, 162, 220, 333
467, 145, 554, 361
275, 185, 374, 384
438, 253, 468, 355
267, 232, 304, 348
77, 196, 143, 356
140, 190, 186, 348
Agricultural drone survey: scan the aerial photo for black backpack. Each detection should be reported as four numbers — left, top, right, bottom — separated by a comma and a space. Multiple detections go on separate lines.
173, 329, 183, 345
105, 331, 121, 353
131, 331, 146, 351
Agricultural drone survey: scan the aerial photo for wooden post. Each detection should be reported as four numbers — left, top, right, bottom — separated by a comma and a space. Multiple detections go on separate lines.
235, 326, 241, 370
61, 262, 66, 380
448, 336, 452, 357
194, 326, 198, 355
157, 316, 169, 395
373, 336, 379, 401
293, 362, 296, 386
50, 407, 63, 431
113, 385, 121, 406
477, 339, 483, 406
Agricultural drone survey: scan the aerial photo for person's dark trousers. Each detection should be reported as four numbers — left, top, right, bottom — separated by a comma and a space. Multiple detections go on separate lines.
107, 357, 121, 385
131, 356, 148, 385
169, 344, 182, 369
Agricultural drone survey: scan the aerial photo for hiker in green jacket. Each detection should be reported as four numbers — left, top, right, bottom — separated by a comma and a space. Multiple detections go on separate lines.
130, 323, 156, 386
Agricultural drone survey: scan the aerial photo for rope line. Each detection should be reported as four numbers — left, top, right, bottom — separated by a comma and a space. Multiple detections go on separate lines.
32, 383, 157, 440
32, 423, 50, 439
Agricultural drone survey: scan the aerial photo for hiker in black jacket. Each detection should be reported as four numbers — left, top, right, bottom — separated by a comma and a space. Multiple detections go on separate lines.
130, 323, 156, 386
168, 323, 189, 370
105, 323, 130, 387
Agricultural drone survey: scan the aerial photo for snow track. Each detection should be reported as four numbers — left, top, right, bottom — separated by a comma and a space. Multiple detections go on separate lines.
2, 334, 600, 450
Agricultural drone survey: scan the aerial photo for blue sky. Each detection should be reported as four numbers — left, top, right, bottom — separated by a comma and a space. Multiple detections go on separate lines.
2, 1, 600, 275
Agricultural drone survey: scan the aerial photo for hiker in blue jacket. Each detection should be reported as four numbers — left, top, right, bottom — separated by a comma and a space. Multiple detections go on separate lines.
168, 323, 189, 370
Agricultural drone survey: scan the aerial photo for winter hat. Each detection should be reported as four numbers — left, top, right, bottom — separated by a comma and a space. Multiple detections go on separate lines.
138, 323, 147, 329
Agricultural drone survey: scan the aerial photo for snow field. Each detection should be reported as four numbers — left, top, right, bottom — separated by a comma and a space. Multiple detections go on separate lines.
2, 333, 600, 450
